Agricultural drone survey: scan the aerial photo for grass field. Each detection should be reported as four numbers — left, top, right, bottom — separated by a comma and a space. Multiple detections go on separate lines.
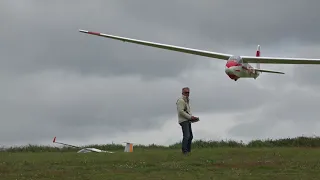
1, 137, 320, 179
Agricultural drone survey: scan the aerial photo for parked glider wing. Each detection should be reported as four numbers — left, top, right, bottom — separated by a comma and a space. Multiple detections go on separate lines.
77, 148, 114, 153
52, 136, 114, 153
78, 29, 232, 60
241, 56, 320, 64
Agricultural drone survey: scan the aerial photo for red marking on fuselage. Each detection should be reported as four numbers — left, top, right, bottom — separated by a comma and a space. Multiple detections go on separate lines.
226, 73, 239, 80
225, 60, 242, 80
226, 60, 240, 68
88, 31, 101, 36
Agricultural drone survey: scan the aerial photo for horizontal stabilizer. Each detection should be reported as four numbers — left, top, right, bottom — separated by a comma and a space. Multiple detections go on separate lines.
254, 69, 285, 74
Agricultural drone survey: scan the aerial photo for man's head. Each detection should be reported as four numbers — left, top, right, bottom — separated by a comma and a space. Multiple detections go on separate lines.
182, 87, 190, 98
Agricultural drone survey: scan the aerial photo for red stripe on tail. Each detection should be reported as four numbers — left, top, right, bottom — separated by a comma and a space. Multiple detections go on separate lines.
256, 45, 260, 57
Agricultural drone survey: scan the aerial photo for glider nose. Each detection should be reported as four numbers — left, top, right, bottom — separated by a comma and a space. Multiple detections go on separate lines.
225, 67, 239, 81
225, 67, 232, 74
225, 66, 235, 75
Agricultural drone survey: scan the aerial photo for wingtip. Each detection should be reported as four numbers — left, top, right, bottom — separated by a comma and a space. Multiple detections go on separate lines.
79, 29, 88, 33
78, 29, 101, 36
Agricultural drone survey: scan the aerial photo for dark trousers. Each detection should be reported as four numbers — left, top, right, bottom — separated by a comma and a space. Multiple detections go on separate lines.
179, 120, 193, 153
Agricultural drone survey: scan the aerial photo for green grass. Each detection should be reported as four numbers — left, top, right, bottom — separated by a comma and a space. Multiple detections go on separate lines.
1, 136, 320, 179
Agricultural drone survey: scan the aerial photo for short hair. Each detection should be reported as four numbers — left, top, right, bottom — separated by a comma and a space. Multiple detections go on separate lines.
182, 87, 189, 92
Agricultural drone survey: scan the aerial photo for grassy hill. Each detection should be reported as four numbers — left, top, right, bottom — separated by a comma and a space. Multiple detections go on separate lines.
1, 136, 320, 179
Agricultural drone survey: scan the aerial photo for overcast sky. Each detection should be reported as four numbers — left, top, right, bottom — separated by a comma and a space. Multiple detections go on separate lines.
1, 0, 320, 148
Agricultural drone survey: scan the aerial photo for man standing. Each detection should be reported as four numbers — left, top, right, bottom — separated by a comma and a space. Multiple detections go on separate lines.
176, 87, 199, 155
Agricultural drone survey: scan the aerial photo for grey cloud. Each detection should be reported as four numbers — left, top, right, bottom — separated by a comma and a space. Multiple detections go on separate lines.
0, 72, 173, 144
191, 81, 274, 114
119, 1, 320, 46
228, 86, 320, 138
289, 45, 320, 87
0, 68, 273, 145
1, 0, 213, 79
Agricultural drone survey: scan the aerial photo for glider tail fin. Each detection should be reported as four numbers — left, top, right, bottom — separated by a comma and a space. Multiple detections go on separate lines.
253, 45, 284, 74
256, 45, 260, 70
123, 142, 134, 152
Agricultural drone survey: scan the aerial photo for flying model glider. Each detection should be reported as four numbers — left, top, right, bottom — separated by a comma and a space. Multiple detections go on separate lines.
79, 29, 320, 81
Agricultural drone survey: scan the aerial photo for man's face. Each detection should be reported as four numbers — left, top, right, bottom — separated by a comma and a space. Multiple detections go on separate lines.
182, 88, 190, 97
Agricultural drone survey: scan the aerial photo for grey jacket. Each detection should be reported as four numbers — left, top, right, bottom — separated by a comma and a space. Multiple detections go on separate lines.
176, 95, 192, 123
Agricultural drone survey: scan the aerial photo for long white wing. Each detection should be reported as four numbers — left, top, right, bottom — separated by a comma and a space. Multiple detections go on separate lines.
79, 29, 232, 60
79, 29, 320, 65
241, 56, 320, 64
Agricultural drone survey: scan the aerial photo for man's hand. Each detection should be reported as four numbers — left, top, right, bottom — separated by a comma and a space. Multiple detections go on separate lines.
191, 116, 198, 120
190, 116, 199, 122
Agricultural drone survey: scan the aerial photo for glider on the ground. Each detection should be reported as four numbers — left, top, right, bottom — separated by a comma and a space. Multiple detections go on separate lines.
52, 136, 114, 153
79, 29, 320, 81
52, 137, 114, 153
52, 137, 134, 153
